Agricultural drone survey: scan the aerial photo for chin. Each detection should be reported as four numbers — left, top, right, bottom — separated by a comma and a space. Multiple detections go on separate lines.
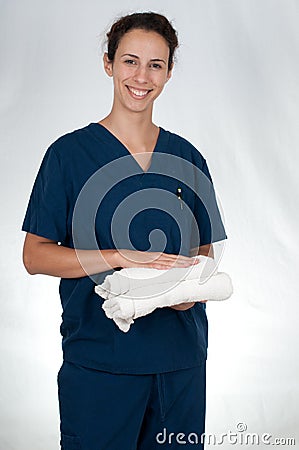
124, 101, 153, 114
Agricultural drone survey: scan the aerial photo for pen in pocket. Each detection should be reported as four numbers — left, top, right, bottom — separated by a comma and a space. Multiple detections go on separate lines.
176, 187, 183, 210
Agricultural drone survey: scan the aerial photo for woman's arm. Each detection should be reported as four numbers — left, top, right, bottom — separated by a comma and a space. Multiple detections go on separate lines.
189, 243, 214, 258
22, 232, 119, 278
23, 232, 198, 278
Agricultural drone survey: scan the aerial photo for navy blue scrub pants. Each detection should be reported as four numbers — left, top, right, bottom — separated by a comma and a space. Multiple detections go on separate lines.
57, 360, 206, 450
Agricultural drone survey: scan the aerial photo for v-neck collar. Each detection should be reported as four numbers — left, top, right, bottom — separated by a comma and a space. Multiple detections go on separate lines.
88, 122, 168, 174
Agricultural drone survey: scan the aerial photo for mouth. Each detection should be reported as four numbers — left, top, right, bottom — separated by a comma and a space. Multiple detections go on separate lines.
126, 85, 152, 99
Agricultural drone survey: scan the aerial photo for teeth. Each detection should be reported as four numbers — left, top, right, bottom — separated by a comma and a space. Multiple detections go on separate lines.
128, 87, 149, 97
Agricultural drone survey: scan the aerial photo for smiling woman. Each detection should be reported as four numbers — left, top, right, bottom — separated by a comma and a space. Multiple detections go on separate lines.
100, 28, 174, 140
21, 10, 227, 450
102, 28, 172, 114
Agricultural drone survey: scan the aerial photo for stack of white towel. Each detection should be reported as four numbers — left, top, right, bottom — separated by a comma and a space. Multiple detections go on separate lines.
95, 255, 233, 332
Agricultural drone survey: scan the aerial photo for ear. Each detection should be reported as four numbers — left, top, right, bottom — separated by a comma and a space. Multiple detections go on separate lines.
166, 63, 173, 83
103, 52, 113, 77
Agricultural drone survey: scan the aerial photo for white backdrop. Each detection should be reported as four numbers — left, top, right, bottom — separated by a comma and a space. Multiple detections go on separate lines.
1, 0, 298, 449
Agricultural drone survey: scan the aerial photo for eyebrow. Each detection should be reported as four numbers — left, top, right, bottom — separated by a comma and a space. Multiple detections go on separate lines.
121, 53, 166, 64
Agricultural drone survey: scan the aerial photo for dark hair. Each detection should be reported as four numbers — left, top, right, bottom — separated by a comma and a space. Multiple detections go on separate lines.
106, 12, 179, 71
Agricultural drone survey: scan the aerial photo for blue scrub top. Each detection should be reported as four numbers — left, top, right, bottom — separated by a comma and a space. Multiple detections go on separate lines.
22, 123, 227, 374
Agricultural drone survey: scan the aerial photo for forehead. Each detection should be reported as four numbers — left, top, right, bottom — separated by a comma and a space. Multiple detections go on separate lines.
116, 29, 169, 57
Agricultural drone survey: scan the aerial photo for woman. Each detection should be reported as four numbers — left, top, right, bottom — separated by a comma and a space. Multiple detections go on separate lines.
22, 11, 227, 450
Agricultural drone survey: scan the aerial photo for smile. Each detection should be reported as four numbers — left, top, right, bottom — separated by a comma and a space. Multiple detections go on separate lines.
126, 86, 152, 99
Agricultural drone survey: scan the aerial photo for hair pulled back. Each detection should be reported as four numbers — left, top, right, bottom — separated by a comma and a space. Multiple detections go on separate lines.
106, 12, 178, 71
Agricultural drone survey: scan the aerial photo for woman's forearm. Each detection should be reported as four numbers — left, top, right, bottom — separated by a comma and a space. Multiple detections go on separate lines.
189, 244, 214, 258
24, 242, 120, 278
23, 232, 206, 279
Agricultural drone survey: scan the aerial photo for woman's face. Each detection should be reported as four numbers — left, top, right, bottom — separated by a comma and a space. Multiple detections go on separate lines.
104, 28, 172, 114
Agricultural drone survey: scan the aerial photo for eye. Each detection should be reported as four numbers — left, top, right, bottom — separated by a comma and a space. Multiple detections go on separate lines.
151, 63, 162, 69
124, 59, 137, 65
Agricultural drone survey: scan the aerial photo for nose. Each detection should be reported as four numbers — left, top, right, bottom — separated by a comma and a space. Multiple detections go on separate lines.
133, 64, 149, 84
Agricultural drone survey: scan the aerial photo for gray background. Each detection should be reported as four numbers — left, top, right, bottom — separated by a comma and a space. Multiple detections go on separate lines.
1, 0, 298, 448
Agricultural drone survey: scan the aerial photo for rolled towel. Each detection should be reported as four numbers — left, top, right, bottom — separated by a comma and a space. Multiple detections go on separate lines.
95, 255, 218, 300
98, 271, 233, 333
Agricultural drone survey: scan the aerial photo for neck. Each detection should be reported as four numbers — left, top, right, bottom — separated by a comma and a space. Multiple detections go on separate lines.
99, 103, 158, 142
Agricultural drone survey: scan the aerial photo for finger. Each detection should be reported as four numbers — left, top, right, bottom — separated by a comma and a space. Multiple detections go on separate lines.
143, 253, 198, 267
159, 258, 199, 268
154, 262, 194, 270
170, 257, 199, 265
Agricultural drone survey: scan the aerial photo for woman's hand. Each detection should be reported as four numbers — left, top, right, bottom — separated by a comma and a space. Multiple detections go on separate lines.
170, 300, 207, 311
113, 249, 199, 270
170, 302, 195, 310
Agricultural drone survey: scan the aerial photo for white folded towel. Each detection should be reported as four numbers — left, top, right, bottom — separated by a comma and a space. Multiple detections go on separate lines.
95, 255, 218, 300
101, 272, 233, 332
94, 255, 233, 332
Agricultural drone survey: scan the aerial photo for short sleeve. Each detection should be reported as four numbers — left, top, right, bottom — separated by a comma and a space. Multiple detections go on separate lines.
21, 145, 69, 244
191, 155, 227, 247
